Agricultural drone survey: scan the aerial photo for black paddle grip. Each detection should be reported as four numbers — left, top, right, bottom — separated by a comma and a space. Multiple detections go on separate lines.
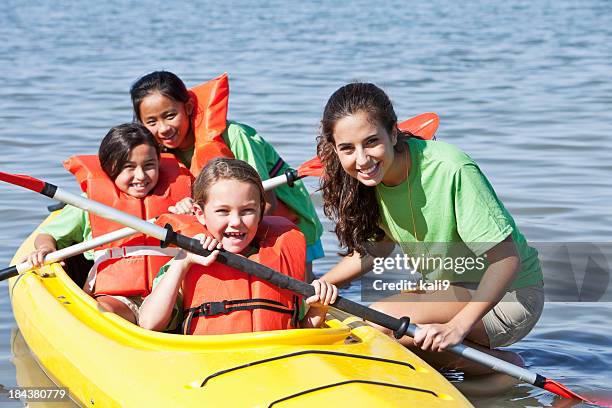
284, 169, 298, 187
0, 265, 19, 281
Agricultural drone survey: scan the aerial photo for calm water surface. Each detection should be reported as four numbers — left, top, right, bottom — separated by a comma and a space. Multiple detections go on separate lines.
1, 1, 611, 406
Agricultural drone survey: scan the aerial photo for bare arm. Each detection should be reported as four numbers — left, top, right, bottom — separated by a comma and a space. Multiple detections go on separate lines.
415, 235, 520, 351
139, 236, 220, 331
320, 239, 396, 287
138, 254, 190, 331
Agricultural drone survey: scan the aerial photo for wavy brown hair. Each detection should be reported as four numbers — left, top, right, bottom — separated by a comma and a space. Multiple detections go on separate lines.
317, 82, 413, 256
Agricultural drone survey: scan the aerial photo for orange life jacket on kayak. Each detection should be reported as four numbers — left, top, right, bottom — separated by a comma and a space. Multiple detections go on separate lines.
156, 214, 305, 335
188, 74, 300, 225
64, 154, 192, 297
188, 73, 233, 176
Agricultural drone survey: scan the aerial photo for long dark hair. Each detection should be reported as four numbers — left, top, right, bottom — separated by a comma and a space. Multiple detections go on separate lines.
130, 71, 190, 122
317, 82, 413, 256
98, 123, 160, 180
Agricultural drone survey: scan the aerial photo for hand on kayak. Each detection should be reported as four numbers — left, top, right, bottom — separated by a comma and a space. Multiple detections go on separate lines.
413, 321, 469, 352
176, 234, 221, 267
168, 197, 196, 215
306, 279, 338, 309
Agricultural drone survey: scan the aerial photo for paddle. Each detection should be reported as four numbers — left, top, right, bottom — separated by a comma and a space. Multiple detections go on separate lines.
0, 171, 594, 403
264, 112, 441, 184
0, 221, 157, 281
261, 156, 323, 190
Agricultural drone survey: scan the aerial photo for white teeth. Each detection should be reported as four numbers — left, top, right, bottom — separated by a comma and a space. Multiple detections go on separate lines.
359, 162, 379, 175
224, 232, 244, 238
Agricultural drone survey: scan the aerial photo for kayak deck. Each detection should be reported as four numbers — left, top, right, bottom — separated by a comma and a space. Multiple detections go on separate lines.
9, 215, 472, 407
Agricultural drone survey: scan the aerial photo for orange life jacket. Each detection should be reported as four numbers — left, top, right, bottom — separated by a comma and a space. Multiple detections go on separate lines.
156, 214, 305, 335
188, 74, 301, 225
188, 73, 234, 176
64, 154, 193, 297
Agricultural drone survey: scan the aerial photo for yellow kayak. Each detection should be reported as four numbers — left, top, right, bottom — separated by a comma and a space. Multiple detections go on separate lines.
9, 214, 473, 407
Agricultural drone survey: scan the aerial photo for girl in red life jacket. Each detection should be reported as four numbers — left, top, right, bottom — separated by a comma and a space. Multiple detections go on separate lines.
138, 158, 337, 334
25, 123, 170, 323
129, 71, 325, 281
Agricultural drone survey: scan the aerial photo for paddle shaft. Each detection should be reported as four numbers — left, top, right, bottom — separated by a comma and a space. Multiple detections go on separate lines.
0, 221, 156, 281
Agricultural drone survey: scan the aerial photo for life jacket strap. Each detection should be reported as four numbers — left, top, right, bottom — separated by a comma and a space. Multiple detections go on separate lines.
182, 298, 298, 335
83, 246, 180, 294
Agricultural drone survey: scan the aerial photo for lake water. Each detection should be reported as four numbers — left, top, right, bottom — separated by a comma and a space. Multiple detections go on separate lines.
0, 1, 611, 406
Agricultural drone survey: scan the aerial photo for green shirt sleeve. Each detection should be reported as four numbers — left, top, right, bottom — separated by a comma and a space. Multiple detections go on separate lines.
39, 201, 93, 259
222, 121, 275, 180
453, 164, 514, 256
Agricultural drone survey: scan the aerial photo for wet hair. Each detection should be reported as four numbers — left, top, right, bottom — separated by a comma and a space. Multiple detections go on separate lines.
316, 82, 413, 256
130, 71, 190, 122
192, 158, 266, 219
98, 123, 160, 181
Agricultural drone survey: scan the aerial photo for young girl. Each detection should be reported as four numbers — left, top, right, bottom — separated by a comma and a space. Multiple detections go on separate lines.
317, 83, 544, 374
26, 123, 192, 323
129, 71, 325, 279
138, 158, 337, 334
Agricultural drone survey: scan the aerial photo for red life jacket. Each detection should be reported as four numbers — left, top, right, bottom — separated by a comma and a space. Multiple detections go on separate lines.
64, 154, 192, 297
188, 73, 234, 176
156, 214, 305, 335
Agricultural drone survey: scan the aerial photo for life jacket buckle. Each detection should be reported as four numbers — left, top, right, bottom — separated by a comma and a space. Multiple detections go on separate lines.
200, 301, 228, 317
106, 247, 126, 259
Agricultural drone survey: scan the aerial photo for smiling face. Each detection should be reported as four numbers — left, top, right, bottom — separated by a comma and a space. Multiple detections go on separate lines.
332, 111, 399, 187
138, 92, 194, 150
195, 179, 262, 254
113, 143, 160, 198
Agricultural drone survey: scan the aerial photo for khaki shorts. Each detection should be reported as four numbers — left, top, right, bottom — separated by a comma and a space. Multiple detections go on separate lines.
456, 281, 544, 348
107, 295, 144, 321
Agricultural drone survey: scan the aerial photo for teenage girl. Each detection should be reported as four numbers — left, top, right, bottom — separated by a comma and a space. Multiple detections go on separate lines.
317, 83, 544, 373
129, 71, 324, 278
139, 158, 336, 333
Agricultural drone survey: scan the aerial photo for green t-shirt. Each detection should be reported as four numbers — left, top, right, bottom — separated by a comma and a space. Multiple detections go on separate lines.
376, 138, 542, 289
39, 198, 93, 260
171, 121, 323, 245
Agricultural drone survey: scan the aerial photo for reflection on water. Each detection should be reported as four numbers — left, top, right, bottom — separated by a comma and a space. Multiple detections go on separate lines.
6, 329, 77, 408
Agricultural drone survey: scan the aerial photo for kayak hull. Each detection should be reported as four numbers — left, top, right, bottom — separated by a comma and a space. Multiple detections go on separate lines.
9, 214, 472, 407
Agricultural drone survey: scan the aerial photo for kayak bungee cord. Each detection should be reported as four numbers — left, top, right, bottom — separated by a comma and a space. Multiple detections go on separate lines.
0, 170, 595, 404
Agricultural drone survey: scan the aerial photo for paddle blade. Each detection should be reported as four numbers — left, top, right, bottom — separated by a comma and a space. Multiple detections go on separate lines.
297, 157, 323, 178
0, 171, 46, 193
399, 112, 439, 140
543, 379, 595, 403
